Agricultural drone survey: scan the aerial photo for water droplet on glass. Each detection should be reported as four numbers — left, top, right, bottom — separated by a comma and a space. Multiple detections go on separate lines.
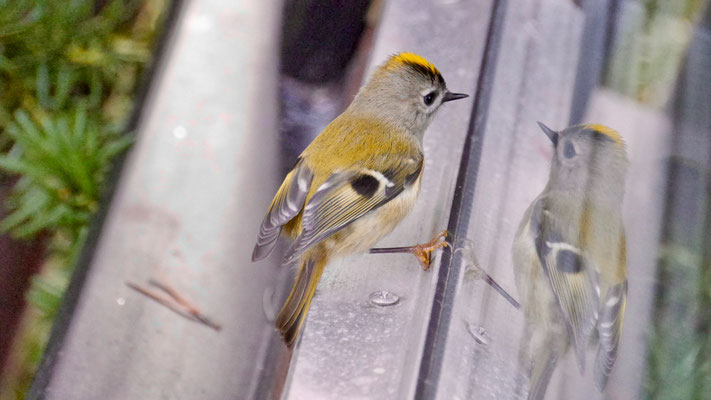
466, 322, 491, 347
369, 290, 400, 306
173, 125, 187, 139
116, 297, 126, 306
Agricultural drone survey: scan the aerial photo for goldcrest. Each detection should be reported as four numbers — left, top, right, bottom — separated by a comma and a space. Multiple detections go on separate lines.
513, 123, 628, 399
252, 53, 468, 346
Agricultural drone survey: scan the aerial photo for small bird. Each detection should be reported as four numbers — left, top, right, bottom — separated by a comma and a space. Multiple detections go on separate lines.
512, 123, 629, 399
252, 53, 468, 347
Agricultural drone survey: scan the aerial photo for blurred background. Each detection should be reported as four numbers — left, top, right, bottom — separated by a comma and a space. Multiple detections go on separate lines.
0, 1, 169, 397
0, 0, 709, 399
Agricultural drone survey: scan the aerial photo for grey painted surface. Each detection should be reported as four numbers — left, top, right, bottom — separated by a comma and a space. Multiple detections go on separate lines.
41, 1, 284, 398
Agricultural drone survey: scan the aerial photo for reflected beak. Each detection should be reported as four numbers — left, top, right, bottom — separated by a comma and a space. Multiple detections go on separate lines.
442, 91, 469, 103
537, 121, 558, 146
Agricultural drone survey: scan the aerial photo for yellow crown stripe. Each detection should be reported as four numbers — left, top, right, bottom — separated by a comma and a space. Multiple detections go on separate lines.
387, 52, 440, 76
585, 124, 624, 146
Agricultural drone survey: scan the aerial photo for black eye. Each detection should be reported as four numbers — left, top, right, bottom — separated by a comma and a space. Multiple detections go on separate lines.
564, 142, 576, 158
423, 92, 437, 106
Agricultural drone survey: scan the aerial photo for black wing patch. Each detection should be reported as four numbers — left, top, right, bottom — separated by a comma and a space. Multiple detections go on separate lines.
351, 174, 380, 197
283, 156, 423, 264
556, 249, 584, 273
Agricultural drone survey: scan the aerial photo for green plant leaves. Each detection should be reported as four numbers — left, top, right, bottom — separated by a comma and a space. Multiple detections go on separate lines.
0, 1, 167, 397
0, 108, 132, 239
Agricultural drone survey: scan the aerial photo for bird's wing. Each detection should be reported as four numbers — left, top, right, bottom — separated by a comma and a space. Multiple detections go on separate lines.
594, 274, 627, 390
282, 155, 423, 265
252, 157, 314, 261
530, 198, 600, 371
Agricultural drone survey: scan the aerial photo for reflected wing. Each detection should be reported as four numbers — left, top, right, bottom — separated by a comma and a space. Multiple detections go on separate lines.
283, 156, 422, 264
252, 158, 313, 261
594, 278, 627, 390
530, 199, 600, 371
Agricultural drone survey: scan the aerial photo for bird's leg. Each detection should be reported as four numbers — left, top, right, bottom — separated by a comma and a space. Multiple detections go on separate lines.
369, 230, 449, 271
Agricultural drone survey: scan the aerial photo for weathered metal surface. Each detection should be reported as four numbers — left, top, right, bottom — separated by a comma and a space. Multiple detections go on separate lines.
569, 0, 614, 124
281, 0, 495, 398
427, 0, 673, 396
431, 1, 586, 399
33, 1, 285, 398
27, 0, 684, 398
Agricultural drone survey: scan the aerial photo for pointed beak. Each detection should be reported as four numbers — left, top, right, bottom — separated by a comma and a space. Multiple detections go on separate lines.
537, 121, 558, 145
442, 91, 469, 103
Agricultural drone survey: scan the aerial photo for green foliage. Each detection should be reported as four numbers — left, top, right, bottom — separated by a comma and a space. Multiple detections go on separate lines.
644, 242, 711, 400
605, 0, 709, 107
603, 1, 711, 398
0, 108, 132, 238
0, 0, 168, 397
0, 0, 161, 131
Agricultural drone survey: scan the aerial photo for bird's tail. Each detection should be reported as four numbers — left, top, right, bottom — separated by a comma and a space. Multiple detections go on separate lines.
528, 343, 560, 400
275, 253, 328, 347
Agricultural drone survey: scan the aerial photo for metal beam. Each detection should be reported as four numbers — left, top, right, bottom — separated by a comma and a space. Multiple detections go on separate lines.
30, 1, 286, 398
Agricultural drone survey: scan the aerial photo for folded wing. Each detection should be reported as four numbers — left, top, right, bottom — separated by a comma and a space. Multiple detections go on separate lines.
252, 158, 314, 261
530, 198, 600, 371
283, 155, 422, 264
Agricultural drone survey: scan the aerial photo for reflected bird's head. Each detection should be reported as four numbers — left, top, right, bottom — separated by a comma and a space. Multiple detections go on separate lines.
538, 122, 628, 197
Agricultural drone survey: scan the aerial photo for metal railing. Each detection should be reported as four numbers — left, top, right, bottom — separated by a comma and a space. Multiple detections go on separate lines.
28, 0, 701, 399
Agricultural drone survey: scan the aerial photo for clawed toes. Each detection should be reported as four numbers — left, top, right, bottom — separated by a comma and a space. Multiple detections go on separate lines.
413, 231, 451, 271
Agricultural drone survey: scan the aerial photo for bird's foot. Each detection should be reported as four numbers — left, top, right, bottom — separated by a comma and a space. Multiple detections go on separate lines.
411, 230, 449, 271
369, 230, 450, 271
